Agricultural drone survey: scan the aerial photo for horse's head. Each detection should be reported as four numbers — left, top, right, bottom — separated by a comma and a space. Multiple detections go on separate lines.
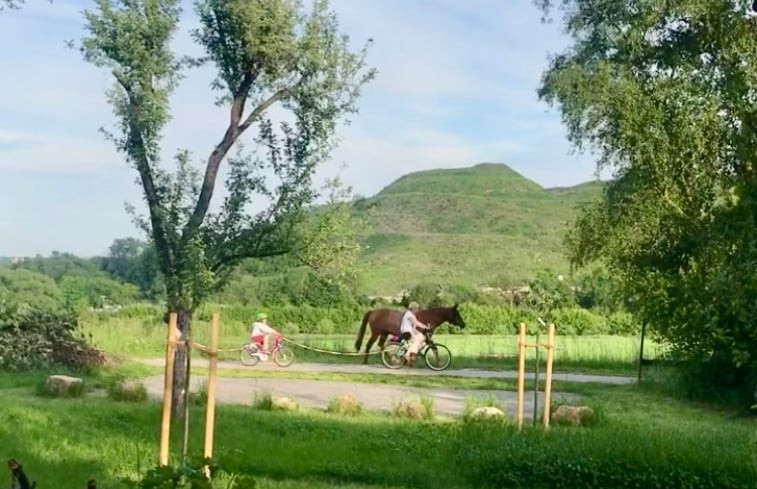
423, 303, 466, 330
446, 303, 466, 329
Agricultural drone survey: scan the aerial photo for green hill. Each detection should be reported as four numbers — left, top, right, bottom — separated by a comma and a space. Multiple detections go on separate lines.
353, 163, 604, 295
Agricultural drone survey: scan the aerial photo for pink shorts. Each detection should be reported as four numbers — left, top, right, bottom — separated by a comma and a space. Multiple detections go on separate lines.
252, 333, 281, 346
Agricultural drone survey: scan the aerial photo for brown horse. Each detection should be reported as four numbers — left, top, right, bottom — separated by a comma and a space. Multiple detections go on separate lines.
354, 304, 466, 363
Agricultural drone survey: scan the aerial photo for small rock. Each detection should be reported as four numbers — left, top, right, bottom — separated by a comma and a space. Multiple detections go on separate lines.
552, 405, 595, 426
469, 406, 506, 419
46, 375, 84, 396
272, 396, 298, 411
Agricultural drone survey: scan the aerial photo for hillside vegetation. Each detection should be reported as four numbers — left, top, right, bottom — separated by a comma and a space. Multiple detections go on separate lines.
353, 163, 604, 294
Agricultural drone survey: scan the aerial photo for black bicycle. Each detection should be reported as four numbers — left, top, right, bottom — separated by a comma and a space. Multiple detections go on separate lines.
380, 329, 452, 371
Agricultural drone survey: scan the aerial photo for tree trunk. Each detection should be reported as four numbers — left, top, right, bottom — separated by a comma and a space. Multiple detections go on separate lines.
171, 307, 193, 419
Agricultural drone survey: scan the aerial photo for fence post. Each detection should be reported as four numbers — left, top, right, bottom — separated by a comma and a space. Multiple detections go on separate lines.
159, 313, 178, 466
203, 313, 220, 478
543, 322, 555, 429
516, 322, 526, 431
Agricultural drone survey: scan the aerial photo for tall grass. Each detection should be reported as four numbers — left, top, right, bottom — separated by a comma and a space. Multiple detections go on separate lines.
79, 316, 666, 374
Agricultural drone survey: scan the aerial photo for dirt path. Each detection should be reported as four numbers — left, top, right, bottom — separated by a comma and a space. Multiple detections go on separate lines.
141, 372, 581, 417
136, 356, 632, 417
136, 357, 636, 385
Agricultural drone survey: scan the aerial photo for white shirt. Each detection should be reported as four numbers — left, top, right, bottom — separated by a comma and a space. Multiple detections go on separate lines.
400, 310, 418, 335
251, 321, 275, 336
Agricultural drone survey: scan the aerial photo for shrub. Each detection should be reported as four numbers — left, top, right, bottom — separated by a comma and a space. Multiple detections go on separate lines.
0, 303, 105, 371
551, 307, 608, 335
190, 380, 208, 406
123, 461, 256, 489
407, 283, 440, 308
607, 311, 639, 335
393, 397, 434, 420
252, 390, 274, 410
327, 393, 363, 416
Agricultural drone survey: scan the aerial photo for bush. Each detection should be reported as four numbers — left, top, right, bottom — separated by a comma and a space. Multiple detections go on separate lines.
252, 390, 274, 410
407, 283, 440, 308
327, 393, 363, 416
550, 307, 608, 335
607, 311, 639, 335
0, 303, 105, 371
393, 397, 434, 420
123, 461, 256, 489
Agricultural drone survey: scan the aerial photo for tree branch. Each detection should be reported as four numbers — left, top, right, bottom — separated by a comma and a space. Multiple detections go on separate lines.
238, 88, 289, 133
181, 88, 290, 246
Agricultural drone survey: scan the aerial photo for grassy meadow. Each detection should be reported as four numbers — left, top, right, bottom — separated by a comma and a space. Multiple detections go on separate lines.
1, 369, 754, 489
351, 163, 604, 293
79, 315, 667, 375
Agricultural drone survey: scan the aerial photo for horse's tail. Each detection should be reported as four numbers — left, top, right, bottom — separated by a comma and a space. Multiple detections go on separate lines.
355, 310, 372, 351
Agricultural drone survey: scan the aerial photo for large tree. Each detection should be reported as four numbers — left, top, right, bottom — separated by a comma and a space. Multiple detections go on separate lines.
78, 0, 374, 416
536, 0, 757, 404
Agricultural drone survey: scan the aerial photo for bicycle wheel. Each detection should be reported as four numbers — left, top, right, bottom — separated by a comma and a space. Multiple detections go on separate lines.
240, 344, 260, 367
273, 345, 295, 367
381, 343, 406, 369
424, 343, 451, 371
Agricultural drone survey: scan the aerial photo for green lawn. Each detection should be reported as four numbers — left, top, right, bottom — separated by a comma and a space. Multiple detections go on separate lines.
1, 369, 754, 489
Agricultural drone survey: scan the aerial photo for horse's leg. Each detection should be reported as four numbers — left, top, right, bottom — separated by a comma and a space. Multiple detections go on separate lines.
377, 333, 388, 352
363, 333, 378, 364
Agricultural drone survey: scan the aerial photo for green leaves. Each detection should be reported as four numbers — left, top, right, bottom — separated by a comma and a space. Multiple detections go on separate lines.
539, 0, 757, 403
298, 177, 367, 284
79, 0, 375, 319
81, 0, 182, 162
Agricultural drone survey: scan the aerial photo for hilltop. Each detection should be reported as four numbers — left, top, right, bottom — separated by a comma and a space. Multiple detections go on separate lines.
352, 163, 604, 294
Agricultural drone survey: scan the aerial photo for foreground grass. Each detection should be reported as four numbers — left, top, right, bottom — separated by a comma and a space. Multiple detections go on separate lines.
1, 369, 754, 489
81, 316, 665, 375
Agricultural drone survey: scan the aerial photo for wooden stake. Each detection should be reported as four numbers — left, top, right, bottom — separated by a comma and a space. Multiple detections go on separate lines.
203, 313, 220, 478
543, 322, 555, 429
516, 322, 526, 431
159, 313, 178, 466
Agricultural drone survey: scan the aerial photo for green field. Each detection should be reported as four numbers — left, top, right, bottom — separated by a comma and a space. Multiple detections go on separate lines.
82, 316, 665, 375
1, 370, 754, 489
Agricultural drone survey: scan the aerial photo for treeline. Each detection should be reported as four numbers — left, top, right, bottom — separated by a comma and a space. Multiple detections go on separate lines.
92, 301, 637, 336
2, 238, 636, 336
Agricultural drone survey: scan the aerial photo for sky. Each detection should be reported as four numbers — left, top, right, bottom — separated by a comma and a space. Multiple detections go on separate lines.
0, 0, 602, 257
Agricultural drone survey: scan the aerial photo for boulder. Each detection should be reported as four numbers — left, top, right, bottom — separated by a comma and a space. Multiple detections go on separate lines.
45, 375, 84, 396
551, 405, 595, 426
469, 406, 506, 420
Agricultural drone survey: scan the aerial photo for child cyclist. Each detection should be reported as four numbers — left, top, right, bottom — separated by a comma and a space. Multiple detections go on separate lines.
250, 311, 282, 353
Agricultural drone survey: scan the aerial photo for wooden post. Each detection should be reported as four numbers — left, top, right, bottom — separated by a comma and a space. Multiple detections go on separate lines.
516, 322, 526, 431
159, 313, 178, 466
637, 321, 646, 383
203, 313, 220, 478
532, 331, 540, 426
543, 322, 555, 429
